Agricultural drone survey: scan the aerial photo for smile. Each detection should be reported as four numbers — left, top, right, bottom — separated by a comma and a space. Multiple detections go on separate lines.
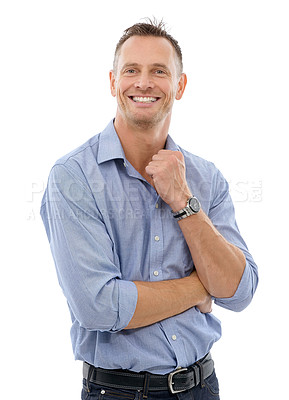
129, 96, 159, 103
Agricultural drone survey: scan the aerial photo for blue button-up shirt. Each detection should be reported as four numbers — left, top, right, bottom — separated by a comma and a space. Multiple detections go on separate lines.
40, 119, 258, 374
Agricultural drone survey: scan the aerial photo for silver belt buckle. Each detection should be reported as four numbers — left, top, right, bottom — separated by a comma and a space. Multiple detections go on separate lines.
168, 367, 188, 394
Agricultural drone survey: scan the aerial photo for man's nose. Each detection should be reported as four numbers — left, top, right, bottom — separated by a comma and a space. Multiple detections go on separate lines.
134, 72, 154, 90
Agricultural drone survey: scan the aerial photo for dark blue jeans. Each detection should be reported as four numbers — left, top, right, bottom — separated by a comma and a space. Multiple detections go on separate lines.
81, 370, 220, 400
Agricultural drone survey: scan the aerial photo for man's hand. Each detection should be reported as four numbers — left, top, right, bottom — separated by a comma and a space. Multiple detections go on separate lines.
189, 270, 213, 314
145, 150, 192, 212
196, 289, 213, 314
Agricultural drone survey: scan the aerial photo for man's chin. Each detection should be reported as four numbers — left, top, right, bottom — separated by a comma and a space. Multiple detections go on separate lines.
127, 110, 169, 130
130, 117, 159, 130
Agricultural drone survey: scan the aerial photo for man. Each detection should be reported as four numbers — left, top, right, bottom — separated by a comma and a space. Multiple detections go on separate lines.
41, 20, 258, 400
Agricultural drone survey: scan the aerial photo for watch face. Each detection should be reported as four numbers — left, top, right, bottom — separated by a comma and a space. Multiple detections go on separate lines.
189, 197, 201, 213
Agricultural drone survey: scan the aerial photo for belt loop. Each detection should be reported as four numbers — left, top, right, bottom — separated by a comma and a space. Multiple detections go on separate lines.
86, 364, 94, 393
142, 372, 150, 399
196, 361, 205, 388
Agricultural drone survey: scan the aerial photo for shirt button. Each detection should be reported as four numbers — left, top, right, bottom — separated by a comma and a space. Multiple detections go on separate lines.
154, 235, 160, 241
123, 162, 127, 167
172, 335, 177, 341
101, 390, 106, 394
153, 271, 159, 276
155, 203, 159, 209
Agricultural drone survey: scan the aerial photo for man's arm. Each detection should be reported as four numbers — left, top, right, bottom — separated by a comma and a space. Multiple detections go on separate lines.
146, 150, 246, 299
177, 210, 246, 298
41, 164, 212, 333
125, 271, 212, 329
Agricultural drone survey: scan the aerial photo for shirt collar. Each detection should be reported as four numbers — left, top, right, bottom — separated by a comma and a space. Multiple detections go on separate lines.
97, 119, 126, 164
97, 119, 180, 164
165, 134, 180, 152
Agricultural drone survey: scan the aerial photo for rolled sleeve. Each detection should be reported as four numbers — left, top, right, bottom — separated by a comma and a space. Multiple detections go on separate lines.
111, 280, 138, 332
214, 260, 258, 312
40, 164, 138, 332
208, 168, 259, 311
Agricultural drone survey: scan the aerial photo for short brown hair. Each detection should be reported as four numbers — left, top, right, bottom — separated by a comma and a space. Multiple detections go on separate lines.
113, 18, 183, 76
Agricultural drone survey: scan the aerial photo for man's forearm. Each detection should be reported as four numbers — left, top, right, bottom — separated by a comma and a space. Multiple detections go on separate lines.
125, 271, 211, 330
178, 209, 246, 298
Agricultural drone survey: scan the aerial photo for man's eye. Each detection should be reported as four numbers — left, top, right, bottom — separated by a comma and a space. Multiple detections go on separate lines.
126, 69, 136, 74
155, 70, 165, 75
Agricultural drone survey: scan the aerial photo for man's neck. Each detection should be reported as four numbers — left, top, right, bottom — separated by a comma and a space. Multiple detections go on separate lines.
113, 113, 171, 181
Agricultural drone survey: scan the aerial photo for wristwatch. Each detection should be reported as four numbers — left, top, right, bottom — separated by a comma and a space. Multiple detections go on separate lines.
172, 196, 201, 221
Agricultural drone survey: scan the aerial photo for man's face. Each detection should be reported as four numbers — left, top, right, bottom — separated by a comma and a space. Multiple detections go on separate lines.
110, 36, 187, 130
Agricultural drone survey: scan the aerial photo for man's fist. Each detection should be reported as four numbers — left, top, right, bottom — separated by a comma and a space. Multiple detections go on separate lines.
145, 150, 192, 211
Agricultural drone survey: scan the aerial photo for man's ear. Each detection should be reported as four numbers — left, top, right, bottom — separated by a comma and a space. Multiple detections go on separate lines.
109, 70, 117, 97
175, 73, 187, 100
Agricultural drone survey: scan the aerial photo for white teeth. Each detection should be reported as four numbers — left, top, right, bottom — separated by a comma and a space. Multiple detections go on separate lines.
132, 96, 158, 103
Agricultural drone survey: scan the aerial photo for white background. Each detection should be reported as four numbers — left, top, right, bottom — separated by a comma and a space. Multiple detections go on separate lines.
1, 1, 288, 399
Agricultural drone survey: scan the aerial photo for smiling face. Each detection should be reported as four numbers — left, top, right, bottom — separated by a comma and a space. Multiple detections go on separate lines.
110, 36, 187, 130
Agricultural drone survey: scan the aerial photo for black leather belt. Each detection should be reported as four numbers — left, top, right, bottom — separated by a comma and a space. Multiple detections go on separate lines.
83, 353, 214, 394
